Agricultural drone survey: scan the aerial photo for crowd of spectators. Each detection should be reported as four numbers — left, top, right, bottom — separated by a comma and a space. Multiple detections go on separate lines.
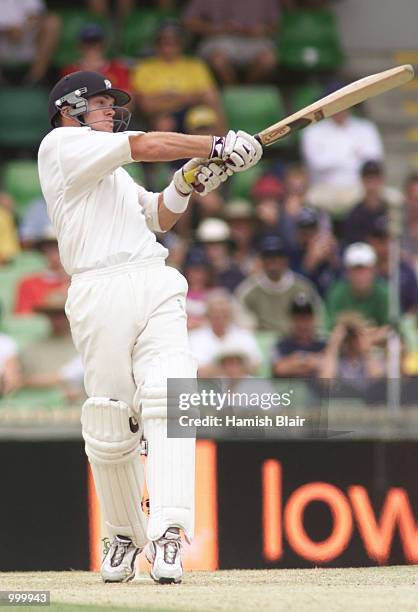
1, 0, 418, 408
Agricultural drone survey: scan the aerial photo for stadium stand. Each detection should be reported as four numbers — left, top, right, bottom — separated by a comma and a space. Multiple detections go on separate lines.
2, 161, 42, 216
222, 86, 284, 137
121, 7, 179, 59
52, 9, 113, 67
278, 8, 344, 71
0, 87, 50, 149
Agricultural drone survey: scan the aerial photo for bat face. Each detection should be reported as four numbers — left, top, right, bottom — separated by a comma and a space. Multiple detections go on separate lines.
183, 64, 414, 185
260, 115, 323, 145
258, 64, 414, 147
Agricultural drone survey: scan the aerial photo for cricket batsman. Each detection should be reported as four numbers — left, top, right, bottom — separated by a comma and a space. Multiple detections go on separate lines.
37, 71, 262, 584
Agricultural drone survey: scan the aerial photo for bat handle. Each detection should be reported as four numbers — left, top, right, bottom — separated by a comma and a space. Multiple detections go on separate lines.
183, 157, 223, 186
183, 165, 203, 186
183, 133, 262, 186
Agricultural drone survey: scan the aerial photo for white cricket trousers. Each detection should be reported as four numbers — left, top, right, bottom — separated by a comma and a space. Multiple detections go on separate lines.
65, 257, 197, 542
66, 258, 191, 403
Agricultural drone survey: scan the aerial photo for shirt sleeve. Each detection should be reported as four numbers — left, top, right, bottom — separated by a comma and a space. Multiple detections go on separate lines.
58, 128, 135, 192
137, 184, 164, 233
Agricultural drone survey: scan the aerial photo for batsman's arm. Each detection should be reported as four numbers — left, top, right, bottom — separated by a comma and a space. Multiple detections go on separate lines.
129, 132, 212, 162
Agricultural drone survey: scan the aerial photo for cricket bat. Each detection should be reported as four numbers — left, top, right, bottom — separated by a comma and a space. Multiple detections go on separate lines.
184, 64, 414, 184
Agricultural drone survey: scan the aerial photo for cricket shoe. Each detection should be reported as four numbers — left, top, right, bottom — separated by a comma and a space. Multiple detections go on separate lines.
101, 535, 141, 583
146, 527, 183, 584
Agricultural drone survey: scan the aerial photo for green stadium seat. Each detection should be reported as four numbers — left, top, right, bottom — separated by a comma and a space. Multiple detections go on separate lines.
53, 10, 113, 67
223, 86, 284, 137
11, 250, 46, 273
147, 163, 173, 193
124, 163, 146, 185
121, 9, 179, 58
2, 315, 50, 350
278, 10, 344, 70
2, 160, 42, 213
0, 87, 50, 148
293, 84, 323, 112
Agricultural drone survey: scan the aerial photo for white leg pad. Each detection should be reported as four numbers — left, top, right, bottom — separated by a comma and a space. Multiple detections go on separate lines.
81, 397, 148, 549
141, 351, 197, 542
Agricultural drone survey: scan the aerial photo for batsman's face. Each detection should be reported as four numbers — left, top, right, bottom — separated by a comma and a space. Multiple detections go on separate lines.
84, 94, 116, 132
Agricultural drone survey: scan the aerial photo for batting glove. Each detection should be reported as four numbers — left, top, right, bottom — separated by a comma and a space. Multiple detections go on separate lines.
174, 158, 233, 197
211, 130, 263, 173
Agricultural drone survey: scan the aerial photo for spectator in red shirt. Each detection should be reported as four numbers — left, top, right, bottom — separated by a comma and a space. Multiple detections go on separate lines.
14, 227, 69, 315
61, 23, 132, 95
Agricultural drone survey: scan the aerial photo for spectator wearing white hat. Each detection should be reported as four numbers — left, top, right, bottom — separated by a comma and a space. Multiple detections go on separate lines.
196, 217, 246, 291
214, 340, 253, 380
325, 242, 389, 329
189, 289, 261, 377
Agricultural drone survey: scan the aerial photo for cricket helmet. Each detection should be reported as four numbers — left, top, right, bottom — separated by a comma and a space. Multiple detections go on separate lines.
48, 70, 131, 132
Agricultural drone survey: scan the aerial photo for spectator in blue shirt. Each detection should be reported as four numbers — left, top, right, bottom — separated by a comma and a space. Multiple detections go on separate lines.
272, 293, 326, 378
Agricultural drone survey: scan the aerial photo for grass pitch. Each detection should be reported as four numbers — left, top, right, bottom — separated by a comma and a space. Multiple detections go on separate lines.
2, 566, 418, 612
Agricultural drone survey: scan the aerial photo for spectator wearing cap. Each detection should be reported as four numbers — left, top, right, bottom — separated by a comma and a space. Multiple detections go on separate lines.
183, 0, 279, 84
236, 235, 323, 335
61, 23, 132, 95
185, 105, 219, 136
20, 291, 79, 398
272, 293, 326, 379
131, 22, 224, 133
366, 216, 418, 314
224, 199, 258, 276
326, 242, 389, 329
14, 226, 69, 315
182, 247, 214, 330
251, 174, 296, 253
342, 160, 401, 245
281, 165, 310, 225
252, 175, 284, 234
301, 85, 384, 216
189, 289, 262, 377
290, 207, 341, 297
196, 218, 245, 292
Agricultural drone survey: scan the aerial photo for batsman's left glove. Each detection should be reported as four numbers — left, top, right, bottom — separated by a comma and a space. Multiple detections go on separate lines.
174, 157, 233, 197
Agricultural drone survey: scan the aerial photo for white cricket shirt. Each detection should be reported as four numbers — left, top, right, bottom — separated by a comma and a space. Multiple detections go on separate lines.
38, 126, 168, 275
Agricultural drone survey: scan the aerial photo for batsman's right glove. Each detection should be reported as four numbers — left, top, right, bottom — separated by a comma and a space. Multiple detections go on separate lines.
210, 130, 263, 173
